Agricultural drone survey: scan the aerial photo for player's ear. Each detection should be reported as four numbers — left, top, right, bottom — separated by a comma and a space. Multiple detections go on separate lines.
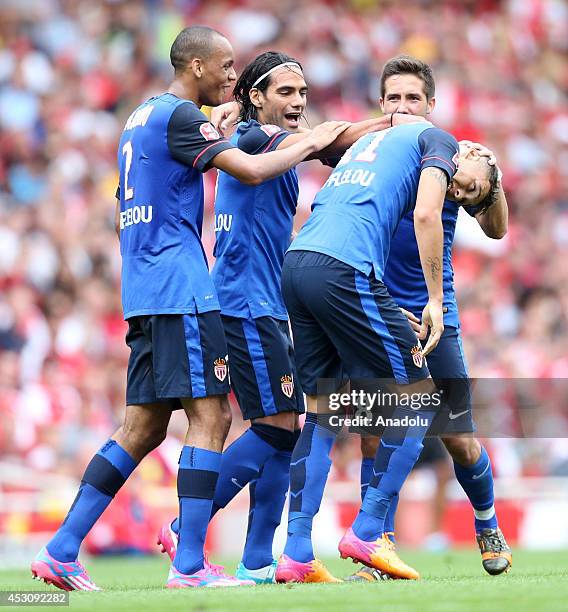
249, 88, 262, 109
378, 97, 385, 113
190, 58, 203, 78
426, 96, 436, 115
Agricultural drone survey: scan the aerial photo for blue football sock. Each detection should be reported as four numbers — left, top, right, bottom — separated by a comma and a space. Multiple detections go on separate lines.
213, 425, 285, 511
353, 408, 433, 542
453, 445, 498, 533
170, 425, 297, 538
384, 493, 399, 539
47, 439, 137, 562
360, 457, 374, 502
242, 448, 293, 570
173, 446, 221, 575
284, 414, 339, 563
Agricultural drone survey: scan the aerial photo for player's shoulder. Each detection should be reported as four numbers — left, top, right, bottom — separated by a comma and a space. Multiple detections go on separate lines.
237, 119, 283, 136
417, 124, 459, 149
168, 96, 209, 122
235, 120, 289, 154
127, 94, 208, 130
168, 98, 224, 142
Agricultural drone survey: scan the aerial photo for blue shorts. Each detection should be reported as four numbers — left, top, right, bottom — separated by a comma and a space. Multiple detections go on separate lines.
281, 251, 429, 394
426, 326, 475, 434
125, 312, 230, 407
222, 315, 305, 421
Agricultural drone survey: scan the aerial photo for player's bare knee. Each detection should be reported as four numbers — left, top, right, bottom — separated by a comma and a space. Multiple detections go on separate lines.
442, 435, 480, 466
361, 435, 380, 459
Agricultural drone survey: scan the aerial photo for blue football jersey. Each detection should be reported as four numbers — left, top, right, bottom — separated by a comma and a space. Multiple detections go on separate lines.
211, 121, 297, 319
117, 93, 234, 319
289, 123, 459, 281
382, 200, 478, 328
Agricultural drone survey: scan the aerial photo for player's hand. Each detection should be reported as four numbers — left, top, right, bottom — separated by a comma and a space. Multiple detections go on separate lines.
307, 121, 351, 150
459, 140, 497, 166
420, 301, 444, 356
401, 308, 421, 336
392, 113, 427, 126
211, 101, 241, 134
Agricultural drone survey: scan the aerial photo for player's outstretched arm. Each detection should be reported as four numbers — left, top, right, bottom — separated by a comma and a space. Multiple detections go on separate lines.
309, 113, 426, 160
211, 121, 349, 185
414, 167, 446, 356
274, 113, 426, 160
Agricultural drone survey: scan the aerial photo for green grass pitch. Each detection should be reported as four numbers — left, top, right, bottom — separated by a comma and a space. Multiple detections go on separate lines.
2, 550, 568, 611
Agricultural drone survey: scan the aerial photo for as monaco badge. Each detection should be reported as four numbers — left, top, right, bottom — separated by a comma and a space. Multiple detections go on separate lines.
214, 357, 228, 382
411, 345, 423, 368
281, 374, 294, 399
260, 124, 281, 137
200, 122, 221, 141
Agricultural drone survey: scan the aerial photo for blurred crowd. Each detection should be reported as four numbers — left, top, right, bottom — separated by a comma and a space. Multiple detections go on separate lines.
1, 0, 568, 491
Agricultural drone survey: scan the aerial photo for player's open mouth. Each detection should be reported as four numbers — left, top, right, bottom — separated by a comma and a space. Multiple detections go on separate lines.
285, 113, 301, 127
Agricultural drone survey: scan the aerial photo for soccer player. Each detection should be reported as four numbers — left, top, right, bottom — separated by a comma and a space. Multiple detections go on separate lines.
349, 56, 511, 582
276, 122, 499, 582
158, 51, 424, 584
30, 26, 348, 591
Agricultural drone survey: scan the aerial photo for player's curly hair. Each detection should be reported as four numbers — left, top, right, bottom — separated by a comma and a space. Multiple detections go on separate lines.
234, 51, 303, 122
380, 55, 435, 101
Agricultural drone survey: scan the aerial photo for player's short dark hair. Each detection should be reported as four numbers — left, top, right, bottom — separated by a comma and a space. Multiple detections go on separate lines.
170, 26, 226, 74
474, 160, 499, 215
380, 55, 435, 100
234, 51, 303, 122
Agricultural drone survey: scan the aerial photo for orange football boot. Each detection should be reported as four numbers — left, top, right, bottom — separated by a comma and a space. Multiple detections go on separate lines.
275, 554, 342, 583
338, 528, 420, 580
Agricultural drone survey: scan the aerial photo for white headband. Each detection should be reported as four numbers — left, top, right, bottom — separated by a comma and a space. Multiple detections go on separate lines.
252, 62, 302, 88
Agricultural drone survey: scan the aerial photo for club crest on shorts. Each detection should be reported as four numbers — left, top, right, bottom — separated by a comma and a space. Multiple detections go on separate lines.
411, 345, 424, 368
281, 374, 294, 398
214, 357, 228, 382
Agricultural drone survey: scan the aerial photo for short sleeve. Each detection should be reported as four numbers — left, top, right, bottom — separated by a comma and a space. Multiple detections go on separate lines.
167, 102, 235, 172
418, 127, 459, 182
237, 122, 290, 154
